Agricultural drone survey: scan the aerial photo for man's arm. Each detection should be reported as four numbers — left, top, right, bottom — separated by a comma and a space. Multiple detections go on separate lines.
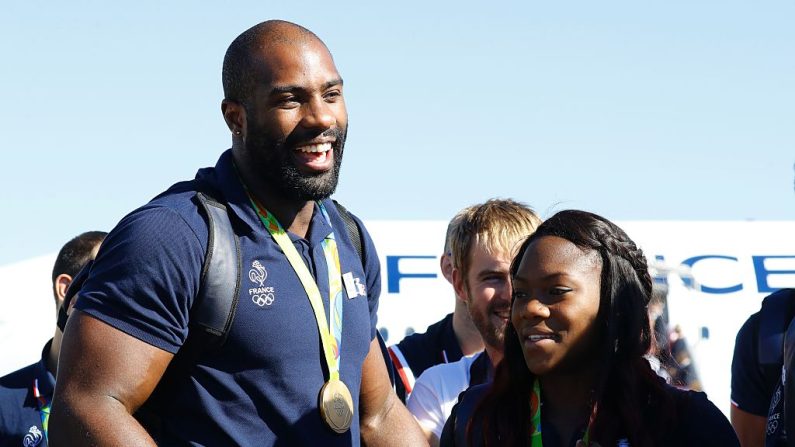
730, 405, 766, 447
406, 374, 447, 447
49, 311, 173, 446
359, 337, 429, 447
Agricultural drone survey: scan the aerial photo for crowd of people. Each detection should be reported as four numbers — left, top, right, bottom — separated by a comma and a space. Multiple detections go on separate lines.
0, 19, 790, 447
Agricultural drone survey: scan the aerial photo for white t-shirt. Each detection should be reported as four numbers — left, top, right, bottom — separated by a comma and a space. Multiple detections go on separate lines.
406, 353, 482, 440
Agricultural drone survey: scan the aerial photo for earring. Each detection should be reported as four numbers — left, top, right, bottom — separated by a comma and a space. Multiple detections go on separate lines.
234, 129, 241, 135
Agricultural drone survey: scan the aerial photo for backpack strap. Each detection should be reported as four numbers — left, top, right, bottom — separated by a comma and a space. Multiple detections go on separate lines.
758, 288, 795, 365
332, 199, 364, 264
331, 199, 396, 388
191, 192, 241, 344
784, 315, 795, 446
58, 181, 242, 344
136, 188, 241, 437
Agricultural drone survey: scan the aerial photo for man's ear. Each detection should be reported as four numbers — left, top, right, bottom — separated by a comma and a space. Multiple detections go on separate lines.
53, 273, 73, 309
440, 254, 454, 285
452, 267, 468, 304
221, 99, 247, 138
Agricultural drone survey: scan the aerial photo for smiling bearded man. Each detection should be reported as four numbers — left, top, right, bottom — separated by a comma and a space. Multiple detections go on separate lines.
50, 20, 425, 447
406, 199, 541, 447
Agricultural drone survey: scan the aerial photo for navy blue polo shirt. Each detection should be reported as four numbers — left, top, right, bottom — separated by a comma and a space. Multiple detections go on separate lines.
390, 313, 465, 401
73, 149, 381, 446
395, 313, 464, 376
0, 341, 53, 447
731, 311, 780, 416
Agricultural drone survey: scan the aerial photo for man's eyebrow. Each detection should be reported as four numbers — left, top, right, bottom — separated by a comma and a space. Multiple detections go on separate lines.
323, 78, 344, 90
269, 84, 301, 95
269, 78, 344, 96
476, 268, 507, 279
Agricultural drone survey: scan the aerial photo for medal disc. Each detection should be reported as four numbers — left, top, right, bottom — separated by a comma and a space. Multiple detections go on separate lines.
319, 379, 354, 433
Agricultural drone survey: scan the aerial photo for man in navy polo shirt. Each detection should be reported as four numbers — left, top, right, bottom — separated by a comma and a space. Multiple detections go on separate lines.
49, 20, 425, 446
0, 231, 105, 447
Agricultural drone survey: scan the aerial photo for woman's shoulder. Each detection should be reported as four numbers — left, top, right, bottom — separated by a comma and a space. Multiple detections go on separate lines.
662, 385, 740, 447
452, 382, 491, 430
440, 383, 491, 447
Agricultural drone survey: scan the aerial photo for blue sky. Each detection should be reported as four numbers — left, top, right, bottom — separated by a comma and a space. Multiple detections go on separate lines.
1, 1, 793, 264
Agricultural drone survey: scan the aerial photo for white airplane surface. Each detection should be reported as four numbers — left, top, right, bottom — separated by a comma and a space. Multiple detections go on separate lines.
1, 220, 793, 418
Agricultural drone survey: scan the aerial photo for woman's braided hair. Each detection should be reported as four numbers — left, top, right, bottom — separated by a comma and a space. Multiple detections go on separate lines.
472, 210, 675, 447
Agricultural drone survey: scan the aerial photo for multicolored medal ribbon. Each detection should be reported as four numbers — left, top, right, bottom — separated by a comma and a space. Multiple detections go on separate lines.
530, 378, 594, 447
248, 195, 352, 433
33, 378, 50, 443
530, 378, 542, 447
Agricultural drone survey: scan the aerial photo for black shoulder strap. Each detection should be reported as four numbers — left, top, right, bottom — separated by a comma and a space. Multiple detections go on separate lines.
759, 288, 795, 365
331, 199, 396, 389
784, 316, 795, 446
332, 199, 364, 265
58, 182, 243, 343
136, 188, 241, 435
164, 189, 241, 376
192, 192, 241, 344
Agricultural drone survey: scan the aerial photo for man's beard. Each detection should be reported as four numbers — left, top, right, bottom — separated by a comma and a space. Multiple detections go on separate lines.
466, 291, 508, 350
245, 125, 347, 201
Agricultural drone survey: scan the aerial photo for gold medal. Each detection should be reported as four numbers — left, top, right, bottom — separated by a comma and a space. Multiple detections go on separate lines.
319, 379, 354, 433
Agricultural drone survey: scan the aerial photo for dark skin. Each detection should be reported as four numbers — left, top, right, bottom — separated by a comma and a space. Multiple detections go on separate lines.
50, 24, 427, 447
512, 237, 603, 447
223, 32, 347, 239
731, 406, 766, 447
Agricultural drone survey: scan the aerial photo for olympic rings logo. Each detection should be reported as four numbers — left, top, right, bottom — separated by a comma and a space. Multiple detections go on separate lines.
252, 293, 275, 307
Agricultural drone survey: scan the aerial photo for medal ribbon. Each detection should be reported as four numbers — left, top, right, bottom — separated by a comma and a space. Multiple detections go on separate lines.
33, 378, 50, 443
249, 196, 344, 381
529, 378, 593, 447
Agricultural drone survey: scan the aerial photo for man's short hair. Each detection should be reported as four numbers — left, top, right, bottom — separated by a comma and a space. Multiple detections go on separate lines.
51, 231, 107, 290
443, 205, 477, 255
222, 20, 323, 108
448, 199, 541, 284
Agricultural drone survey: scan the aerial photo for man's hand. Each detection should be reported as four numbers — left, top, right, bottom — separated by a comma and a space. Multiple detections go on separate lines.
359, 338, 429, 447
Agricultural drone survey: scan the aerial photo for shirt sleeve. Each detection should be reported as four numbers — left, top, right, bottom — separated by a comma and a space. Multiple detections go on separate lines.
677, 390, 741, 446
731, 312, 771, 416
73, 205, 205, 353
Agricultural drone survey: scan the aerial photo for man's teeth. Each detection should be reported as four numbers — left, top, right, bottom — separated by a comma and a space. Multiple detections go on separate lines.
296, 143, 332, 153
529, 335, 555, 341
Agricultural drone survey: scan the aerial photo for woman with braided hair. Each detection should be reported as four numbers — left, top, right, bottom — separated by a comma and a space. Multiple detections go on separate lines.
440, 210, 738, 447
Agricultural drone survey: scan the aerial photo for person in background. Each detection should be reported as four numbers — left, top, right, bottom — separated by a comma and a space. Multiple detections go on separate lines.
407, 199, 541, 446
443, 210, 738, 447
731, 288, 795, 447
388, 206, 484, 401
0, 231, 106, 447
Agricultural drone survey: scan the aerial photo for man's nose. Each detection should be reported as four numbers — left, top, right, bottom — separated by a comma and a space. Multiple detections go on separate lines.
301, 97, 335, 130
495, 282, 512, 304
